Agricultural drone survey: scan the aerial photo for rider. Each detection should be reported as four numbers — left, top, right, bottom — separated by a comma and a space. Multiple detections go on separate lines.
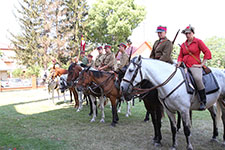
116, 42, 129, 83
94, 46, 105, 69
80, 51, 88, 65
99, 44, 116, 71
87, 54, 94, 67
176, 25, 212, 110
116, 42, 129, 71
150, 25, 173, 64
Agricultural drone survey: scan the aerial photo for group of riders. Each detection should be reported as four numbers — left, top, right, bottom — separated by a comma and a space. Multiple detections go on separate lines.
71, 25, 211, 111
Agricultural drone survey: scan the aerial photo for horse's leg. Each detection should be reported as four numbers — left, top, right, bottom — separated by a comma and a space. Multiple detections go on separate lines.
177, 111, 181, 132
117, 99, 122, 113
52, 89, 55, 104
110, 96, 118, 127
69, 89, 73, 103
90, 95, 96, 122
154, 106, 163, 147
72, 88, 78, 108
99, 96, 105, 123
89, 95, 94, 116
125, 101, 131, 117
207, 105, 219, 141
218, 100, 225, 146
166, 110, 178, 149
77, 91, 84, 112
181, 111, 193, 150
144, 111, 150, 122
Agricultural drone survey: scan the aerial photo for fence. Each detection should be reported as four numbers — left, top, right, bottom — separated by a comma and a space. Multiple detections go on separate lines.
0, 76, 45, 92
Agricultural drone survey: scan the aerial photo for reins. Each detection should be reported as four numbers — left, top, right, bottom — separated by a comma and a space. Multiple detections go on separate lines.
132, 66, 179, 95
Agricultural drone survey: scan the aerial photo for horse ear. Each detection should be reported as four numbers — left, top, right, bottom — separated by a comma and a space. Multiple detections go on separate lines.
80, 63, 87, 68
138, 55, 142, 61
86, 66, 91, 71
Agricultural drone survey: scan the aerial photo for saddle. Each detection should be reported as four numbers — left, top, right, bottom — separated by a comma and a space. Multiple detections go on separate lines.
180, 67, 219, 94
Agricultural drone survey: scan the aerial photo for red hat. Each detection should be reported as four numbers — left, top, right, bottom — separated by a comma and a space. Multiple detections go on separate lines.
88, 54, 93, 58
118, 42, 127, 49
80, 51, 85, 54
104, 44, 111, 49
182, 25, 195, 34
97, 46, 103, 50
156, 25, 167, 32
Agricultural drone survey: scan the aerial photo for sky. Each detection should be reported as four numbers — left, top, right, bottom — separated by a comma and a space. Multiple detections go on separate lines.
1, 0, 225, 47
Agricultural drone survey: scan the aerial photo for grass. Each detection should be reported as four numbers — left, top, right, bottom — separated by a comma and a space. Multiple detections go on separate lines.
0, 89, 224, 150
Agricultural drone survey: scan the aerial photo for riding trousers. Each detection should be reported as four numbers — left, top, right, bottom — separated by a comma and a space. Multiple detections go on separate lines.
189, 67, 204, 90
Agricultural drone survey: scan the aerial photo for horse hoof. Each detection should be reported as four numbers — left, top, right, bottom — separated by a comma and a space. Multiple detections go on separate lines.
90, 119, 95, 122
210, 138, 219, 143
125, 114, 129, 117
154, 142, 162, 147
100, 119, 105, 123
144, 119, 149, 122
170, 147, 176, 150
111, 123, 116, 127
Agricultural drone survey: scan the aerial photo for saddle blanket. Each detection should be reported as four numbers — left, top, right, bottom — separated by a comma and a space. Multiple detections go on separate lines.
180, 68, 220, 94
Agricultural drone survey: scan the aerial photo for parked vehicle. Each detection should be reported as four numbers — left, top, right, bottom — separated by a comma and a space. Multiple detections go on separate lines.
1, 80, 9, 88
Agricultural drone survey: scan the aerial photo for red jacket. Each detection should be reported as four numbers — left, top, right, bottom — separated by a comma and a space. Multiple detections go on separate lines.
177, 37, 212, 68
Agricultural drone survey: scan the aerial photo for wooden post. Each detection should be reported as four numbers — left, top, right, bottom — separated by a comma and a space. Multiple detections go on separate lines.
32, 76, 37, 89
0, 80, 2, 92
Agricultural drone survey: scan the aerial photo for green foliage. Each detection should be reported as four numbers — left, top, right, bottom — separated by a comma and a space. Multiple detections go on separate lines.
12, 68, 24, 78
204, 36, 225, 68
87, 0, 146, 51
12, 66, 40, 78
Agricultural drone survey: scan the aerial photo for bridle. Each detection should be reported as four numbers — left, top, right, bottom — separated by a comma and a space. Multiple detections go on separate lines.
122, 58, 143, 88
122, 57, 181, 96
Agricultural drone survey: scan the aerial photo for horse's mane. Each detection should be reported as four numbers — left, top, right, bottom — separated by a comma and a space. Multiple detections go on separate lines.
90, 70, 112, 78
68, 63, 76, 72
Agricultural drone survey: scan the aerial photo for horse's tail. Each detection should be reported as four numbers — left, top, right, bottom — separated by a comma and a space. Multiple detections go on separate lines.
216, 101, 222, 124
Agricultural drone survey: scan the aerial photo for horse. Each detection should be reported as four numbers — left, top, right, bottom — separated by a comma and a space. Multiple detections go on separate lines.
66, 62, 94, 112
121, 56, 225, 150
76, 67, 121, 127
50, 64, 80, 108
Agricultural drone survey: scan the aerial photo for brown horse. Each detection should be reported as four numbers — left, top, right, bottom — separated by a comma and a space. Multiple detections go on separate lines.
66, 63, 82, 108
50, 64, 79, 108
76, 67, 120, 127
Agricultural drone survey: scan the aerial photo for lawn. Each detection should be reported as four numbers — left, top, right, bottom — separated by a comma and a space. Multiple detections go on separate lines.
0, 89, 224, 150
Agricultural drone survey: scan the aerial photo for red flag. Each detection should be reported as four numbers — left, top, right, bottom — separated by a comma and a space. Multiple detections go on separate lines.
80, 35, 85, 53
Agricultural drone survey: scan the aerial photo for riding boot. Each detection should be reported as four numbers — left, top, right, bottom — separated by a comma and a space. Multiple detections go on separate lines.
198, 89, 206, 110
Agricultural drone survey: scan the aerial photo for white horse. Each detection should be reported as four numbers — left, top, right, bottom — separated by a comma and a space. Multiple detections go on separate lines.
47, 76, 60, 104
121, 56, 225, 150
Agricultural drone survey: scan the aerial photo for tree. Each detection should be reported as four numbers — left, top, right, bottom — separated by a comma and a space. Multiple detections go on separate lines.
204, 36, 225, 69
87, 0, 146, 51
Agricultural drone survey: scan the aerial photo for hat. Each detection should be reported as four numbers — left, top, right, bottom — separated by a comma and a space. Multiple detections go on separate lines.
88, 54, 93, 58
80, 51, 85, 54
118, 42, 127, 49
104, 44, 111, 49
97, 46, 103, 50
127, 39, 132, 44
182, 25, 195, 34
156, 25, 167, 32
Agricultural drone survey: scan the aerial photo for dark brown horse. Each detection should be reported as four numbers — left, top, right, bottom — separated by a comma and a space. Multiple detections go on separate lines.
50, 64, 79, 108
76, 67, 120, 127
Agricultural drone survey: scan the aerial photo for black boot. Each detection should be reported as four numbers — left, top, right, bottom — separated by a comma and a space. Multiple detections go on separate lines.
198, 89, 206, 110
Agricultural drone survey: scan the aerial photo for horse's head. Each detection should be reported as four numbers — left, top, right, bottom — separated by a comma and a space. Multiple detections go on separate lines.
120, 55, 143, 100
59, 74, 68, 93
76, 67, 92, 91
67, 63, 82, 87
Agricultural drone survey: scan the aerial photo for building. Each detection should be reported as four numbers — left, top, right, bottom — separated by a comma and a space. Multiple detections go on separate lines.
131, 41, 152, 58
0, 44, 18, 80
